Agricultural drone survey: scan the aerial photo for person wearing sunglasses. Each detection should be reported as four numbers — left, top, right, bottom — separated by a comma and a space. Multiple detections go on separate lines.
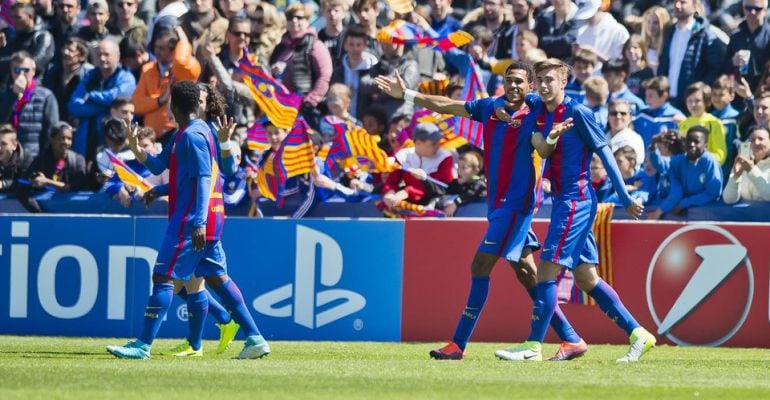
605, 99, 645, 171
0, 3, 54, 79
107, 0, 148, 44
723, 0, 770, 91
0, 52, 59, 161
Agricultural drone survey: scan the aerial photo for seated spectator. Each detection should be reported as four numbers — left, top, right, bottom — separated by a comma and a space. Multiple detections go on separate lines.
0, 51, 59, 160
605, 99, 644, 169
602, 58, 645, 115
360, 108, 387, 150
589, 153, 612, 202
565, 49, 597, 104
0, 3, 55, 78
43, 37, 94, 126
91, 116, 133, 191
647, 126, 723, 219
68, 38, 137, 162
711, 75, 741, 177
678, 82, 727, 165
608, 145, 653, 205
623, 34, 654, 98
133, 26, 201, 140
108, 0, 148, 44
77, 0, 121, 61
723, 125, 770, 204
180, 0, 228, 60
381, 123, 454, 210
112, 126, 168, 207
514, 30, 538, 62
324, 84, 362, 127
648, 128, 686, 205
633, 76, 684, 148
330, 26, 379, 119
582, 76, 609, 132
383, 114, 411, 156
0, 124, 32, 195
442, 150, 486, 217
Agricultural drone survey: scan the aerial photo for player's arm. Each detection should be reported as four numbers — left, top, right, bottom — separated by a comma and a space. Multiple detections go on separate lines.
531, 118, 574, 158
185, 132, 213, 250
374, 70, 469, 117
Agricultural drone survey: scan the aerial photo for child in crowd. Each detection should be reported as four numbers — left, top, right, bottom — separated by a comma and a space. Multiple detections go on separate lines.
565, 49, 597, 104
634, 76, 685, 148
711, 75, 741, 177
325, 83, 362, 126
442, 150, 486, 217
678, 82, 727, 165
583, 76, 610, 132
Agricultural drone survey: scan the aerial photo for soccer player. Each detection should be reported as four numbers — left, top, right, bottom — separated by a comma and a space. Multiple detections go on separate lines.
106, 81, 270, 360
493, 59, 652, 363
375, 62, 588, 361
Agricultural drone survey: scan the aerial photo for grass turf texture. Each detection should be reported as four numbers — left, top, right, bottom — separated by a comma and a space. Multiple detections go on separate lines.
1, 336, 769, 400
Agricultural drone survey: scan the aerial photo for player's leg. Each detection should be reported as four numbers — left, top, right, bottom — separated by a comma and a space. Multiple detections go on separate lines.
162, 278, 208, 356
175, 282, 239, 354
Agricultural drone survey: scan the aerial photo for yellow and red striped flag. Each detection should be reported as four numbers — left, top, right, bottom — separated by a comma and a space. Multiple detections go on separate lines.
238, 54, 303, 129
106, 150, 153, 193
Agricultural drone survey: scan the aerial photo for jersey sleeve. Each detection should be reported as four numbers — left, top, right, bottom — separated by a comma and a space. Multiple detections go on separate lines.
179, 128, 213, 178
573, 103, 608, 151
464, 97, 494, 122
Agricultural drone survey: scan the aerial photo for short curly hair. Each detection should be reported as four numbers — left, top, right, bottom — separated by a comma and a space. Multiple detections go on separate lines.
171, 80, 201, 117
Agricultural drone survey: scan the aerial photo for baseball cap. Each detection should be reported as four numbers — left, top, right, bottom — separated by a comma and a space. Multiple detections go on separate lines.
574, 0, 601, 20
88, 0, 109, 12
412, 123, 442, 142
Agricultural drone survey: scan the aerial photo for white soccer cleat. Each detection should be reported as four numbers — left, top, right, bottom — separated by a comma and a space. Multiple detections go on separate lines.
617, 327, 656, 363
494, 341, 542, 361
237, 335, 271, 359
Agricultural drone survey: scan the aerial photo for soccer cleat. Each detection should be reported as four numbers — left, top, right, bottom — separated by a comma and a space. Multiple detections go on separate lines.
106, 340, 151, 360
161, 339, 203, 357
547, 339, 588, 361
617, 327, 656, 363
429, 342, 465, 360
237, 335, 271, 359
216, 320, 240, 354
494, 341, 542, 361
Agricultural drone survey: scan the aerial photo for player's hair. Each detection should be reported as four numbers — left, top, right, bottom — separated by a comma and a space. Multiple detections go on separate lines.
534, 58, 570, 79
202, 83, 228, 121
684, 82, 711, 107
614, 145, 637, 165
571, 49, 598, 66
687, 125, 710, 140
171, 80, 201, 116
642, 76, 670, 96
601, 58, 630, 76
0, 124, 16, 137
711, 75, 735, 95
505, 60, 534, 83
515, 30, 538, 48
608, 98, 632, 112
111, 96, 133, 110
352, 0, 378, 13
582, 76, 609, 103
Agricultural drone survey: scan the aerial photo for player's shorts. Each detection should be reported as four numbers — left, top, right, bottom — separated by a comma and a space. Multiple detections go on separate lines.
541, 197, 599, 269
154, 235, 228, 281
478, 208, 535, 262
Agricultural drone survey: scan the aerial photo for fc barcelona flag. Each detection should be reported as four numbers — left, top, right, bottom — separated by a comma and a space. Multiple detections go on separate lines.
454, 56, 486, 149
238, 55, 303, 129
376, 20, 473, 51
106, 150, 153, 193
322, 116, 394, 173
254, 118, 315, 201
246, 116, 270, 153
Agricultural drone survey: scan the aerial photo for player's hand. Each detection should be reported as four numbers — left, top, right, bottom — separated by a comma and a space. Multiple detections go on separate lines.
494, 107, 515, 126
215, 115, 236, 143
646, 208, 663, 220
548, 118, 574, 142
374, 70, 407, 99
143, 187, 159, 207
123, 119, 143, 158
192, 227, 206, 251
626, 199, 644, 220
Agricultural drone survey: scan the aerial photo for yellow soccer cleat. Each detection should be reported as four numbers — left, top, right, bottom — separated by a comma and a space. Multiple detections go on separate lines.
161, 339, 203, 357
216, 320, 240, 354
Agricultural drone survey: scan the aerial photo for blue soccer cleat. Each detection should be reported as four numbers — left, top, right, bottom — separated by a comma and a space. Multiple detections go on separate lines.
107, 340, 151, 360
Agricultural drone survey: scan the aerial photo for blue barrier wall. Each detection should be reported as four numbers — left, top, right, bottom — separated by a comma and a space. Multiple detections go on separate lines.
0, 216, 404, 341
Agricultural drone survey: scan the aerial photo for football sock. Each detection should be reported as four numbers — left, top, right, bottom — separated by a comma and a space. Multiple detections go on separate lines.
528, 280, 557, 343
177, 288, 231, 325
451, 276, 490, 351
527, 287, 580, 343
589, 279, 640, 335
185, 290, 209, 351
138, 282, 174, 346
212, 279, 261, 337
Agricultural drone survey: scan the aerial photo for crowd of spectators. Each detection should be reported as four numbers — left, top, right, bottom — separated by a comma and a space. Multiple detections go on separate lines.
1, 0, 770, 220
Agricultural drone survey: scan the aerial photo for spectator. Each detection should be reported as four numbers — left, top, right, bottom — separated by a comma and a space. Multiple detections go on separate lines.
565, 49, 597, 104
464, 26, 498, 95
679, 82, 727, 165
533, 0, 581, 60
757, 60, 770, 95
68, 39, 137, 162
634, 76, 685, 148
0, 51, 59, 160
31, 0, 57, 29
464, 0, 511, 59
428, 0, 462, 37
77, 0, 121, 61
658, 0, 726, 109
247, 2, 285, 65
648, 125, 723, 219
317, 0, 350, 64
146, 0, 189, 47
573, 0, 629, 66
331, 26, 378, 119
384, 114, 411, 156
723, 125, 770, 204
605, 99, 645, 169
0, 3, 55, 78
110, 97, 136, 122
711, 75, 741, 175
496, 0, 536, 61
589, 153, 612, 202
25, 122, 88, 195
723, 0, 770, 92
405, 13, 446, 82
43, 37, 94, 125
218, 0, 246, 19
602, 58, 646, 115
647, 129, 686, 207
0, 124, 32, 195
754, 92, 770, 129
351, 0, 382, 58
442, 150, 486, 217
119, 36, 150, 81
113, 126, 168, 207
133, 26, 201, 139
623, 35, 655, 98
640, 5, 671, 74
381, 123, 454, 210
91, 116, 132, 192
269, 3, 333, 129
609, 145, 653, 205
180, 0, 228, 60
324, 83, 361, 126
582, 76, 609, 132
108, 0, 148, 44
360, 108, 387, 149
514, 30, 538, 62
48, 0, 83, 49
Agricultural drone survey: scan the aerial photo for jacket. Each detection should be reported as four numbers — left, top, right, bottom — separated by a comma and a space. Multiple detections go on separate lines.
0, 144, 32, 193
269, 28, 333, 107
0, 83, 59, 159
722, 156, 770, 204
0, 26, 55, 79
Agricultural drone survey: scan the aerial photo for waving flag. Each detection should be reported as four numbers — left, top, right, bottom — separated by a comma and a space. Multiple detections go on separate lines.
377, 20, 473, 52
238, 55, 302, 129
254, 118, 315, 201
418, 78, 449, 96
322, 116, 394, 173
454, 57, 486, 149
246, 116, 270, 152
106, 150, 153, 193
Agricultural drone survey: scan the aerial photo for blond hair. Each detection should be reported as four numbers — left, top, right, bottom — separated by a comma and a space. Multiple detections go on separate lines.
583, 76, 609, 105
534, 58, 570, 79
641, 6, 671, 55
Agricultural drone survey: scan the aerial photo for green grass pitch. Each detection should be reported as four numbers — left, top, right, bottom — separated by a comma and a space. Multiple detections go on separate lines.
1, 336, 769, 400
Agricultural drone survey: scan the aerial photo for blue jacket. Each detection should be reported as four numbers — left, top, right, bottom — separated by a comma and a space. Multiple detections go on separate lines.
711, 103, 740, 175
658, 151, 723, 213
633, 102, 685, 148
565, 78, 585, 104
609, 86, 646, 115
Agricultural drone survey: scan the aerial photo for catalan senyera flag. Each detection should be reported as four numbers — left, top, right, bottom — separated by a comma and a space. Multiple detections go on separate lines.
454, 55, 486, 149
106, 150, 153, 193
384, 0, 413, 15
246, 116, 270, 152
323, 116, 394, 173
418, 78, 449, 96
254, 118, 316, 201
377, 20, 473, 52
238, 55, 302, 129
556, 202, 615, 305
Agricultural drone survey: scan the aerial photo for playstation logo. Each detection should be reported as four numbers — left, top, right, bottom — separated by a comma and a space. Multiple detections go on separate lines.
253, 225, 366, 329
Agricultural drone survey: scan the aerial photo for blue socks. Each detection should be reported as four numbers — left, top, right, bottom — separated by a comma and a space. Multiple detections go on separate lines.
528, 280, 557, 343
138, 282, 174, 346
527, 287, 580, 343
185, 290, 209, 350
177, 288, 231, 325
589, 279, 640, 335
212, 279, 261, 337
452, 276, 490, 351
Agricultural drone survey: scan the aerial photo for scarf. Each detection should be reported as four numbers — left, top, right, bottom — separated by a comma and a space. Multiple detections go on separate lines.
12, 78, 36, 129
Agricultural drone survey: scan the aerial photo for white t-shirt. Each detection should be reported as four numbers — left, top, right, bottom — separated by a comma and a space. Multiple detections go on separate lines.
576, 13, 629, 64
667, 19, 695, 98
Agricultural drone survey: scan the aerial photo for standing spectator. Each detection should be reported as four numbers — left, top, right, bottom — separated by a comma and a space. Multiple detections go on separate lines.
218, 0, 246, 19
723, 125, 770, 204
108, 0, 148, 44
331, 26, 378, 119
0, 3, 55, 78
463, 0, 510, 59
359, 30, 420, 119
180, 0, 228, 59
269, 3, 333, 129
647, 125, 723, 219
634, 76, 685, 148
623, 35, 655, 98
582, 76, 609, 132
317, 0, 350, 64
134, 27, 201, 139
496, 0, 536, 61
248, 2, 285, 65
0, 125, 33, 195
565, 49, 597, 103
0, 52, 59, 160
68, 39, 137, 162
24, 122, 88, 195
77, 0, 122, 60
146, 0, 189, 47
723, 0, 770, 91
678, 82, 727, 165
31, 0, 57, 29
573, 0, 629, 66
351, 0, 382, 58
605, 99, 645, 169
428, 0, 462, 37
602, 58, 646, 115
640, 6, 671, 74
658, 0, 726, 109
119, 36, 151, 81
43, 37, 94, 125
753, 93, 770, 129
48, 0, 83, 47
533, 0, 581, 61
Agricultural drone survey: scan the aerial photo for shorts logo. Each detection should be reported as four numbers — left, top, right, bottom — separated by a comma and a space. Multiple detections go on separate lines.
253, 226, 366, 329
483, 240, 497, 245
646, 225, 753, 346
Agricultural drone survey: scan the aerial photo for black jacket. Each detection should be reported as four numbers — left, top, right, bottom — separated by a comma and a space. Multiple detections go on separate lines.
0, 144, 32, 193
